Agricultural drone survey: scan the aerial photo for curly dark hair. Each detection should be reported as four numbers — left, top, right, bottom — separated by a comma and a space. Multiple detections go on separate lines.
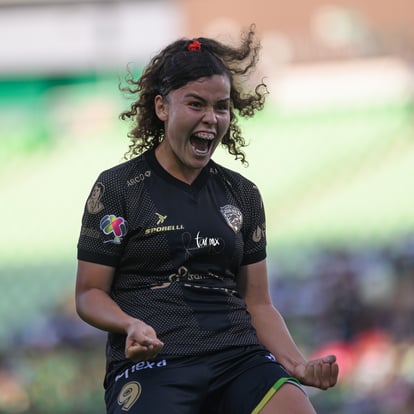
119, 24, 268, 165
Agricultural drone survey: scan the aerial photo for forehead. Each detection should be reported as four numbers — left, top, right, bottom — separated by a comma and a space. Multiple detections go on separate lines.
172, 75, 231, 98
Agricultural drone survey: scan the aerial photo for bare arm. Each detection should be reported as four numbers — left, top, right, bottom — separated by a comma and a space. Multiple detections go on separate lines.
75, 260, 163, 361
239, 259, 338, 390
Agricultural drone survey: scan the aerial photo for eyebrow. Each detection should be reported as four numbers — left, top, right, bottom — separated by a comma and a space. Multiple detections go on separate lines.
183, 92, 230, 104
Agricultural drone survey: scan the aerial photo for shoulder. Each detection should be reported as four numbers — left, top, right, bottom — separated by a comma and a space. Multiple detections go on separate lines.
86, 155, 151, 204
211, 161, 260, 194
99, 154, 146, 179
96, 154, 149, 186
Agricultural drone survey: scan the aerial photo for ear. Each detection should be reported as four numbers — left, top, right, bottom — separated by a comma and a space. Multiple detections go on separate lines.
154, 95, 168, 121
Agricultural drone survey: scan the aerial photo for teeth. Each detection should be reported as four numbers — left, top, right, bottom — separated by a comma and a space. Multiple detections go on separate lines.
193, 132, 215, 140
194, 147, 209, 155
190, 133, 213, 155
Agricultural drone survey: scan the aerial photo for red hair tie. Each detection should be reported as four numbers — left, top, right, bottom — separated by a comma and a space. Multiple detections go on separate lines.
188, 40, 202, 51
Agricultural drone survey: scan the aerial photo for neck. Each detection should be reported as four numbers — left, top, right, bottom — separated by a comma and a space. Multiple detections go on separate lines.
154, 145, 202, 185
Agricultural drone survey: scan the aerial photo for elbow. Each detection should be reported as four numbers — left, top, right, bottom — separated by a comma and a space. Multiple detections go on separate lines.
75, 297, 84, 321
74, 290, 89, 322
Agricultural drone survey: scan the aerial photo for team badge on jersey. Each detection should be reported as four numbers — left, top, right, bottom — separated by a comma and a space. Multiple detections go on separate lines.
100, 214, 128, 244
220, 205, 243, 233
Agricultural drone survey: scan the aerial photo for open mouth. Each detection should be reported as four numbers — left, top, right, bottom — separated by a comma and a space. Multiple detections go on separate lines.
190, 132, 215, 156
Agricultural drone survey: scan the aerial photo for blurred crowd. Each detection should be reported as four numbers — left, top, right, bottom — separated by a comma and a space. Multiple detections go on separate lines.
271, 233, 414, 413
1, 234, 414, 413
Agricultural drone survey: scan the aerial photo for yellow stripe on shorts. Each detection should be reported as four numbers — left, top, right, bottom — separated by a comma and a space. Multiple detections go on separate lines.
251, 377, 302, 414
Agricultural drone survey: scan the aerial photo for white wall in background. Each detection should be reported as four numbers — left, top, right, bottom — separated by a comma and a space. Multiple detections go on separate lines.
0, 1, 183, 75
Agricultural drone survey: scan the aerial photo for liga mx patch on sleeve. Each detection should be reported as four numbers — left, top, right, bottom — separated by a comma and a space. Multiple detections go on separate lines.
100, 214, 128, 244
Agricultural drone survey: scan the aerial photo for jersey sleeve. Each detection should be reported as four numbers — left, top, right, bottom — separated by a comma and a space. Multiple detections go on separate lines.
77, 169, 128, 267
241, 181, 267, 266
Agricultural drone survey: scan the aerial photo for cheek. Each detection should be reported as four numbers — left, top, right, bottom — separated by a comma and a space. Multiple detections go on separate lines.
218, 115, 231, 135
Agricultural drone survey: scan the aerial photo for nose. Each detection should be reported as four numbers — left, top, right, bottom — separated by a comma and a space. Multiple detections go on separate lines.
202, 106, 217, 124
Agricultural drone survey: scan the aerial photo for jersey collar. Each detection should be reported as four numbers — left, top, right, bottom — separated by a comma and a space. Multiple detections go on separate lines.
145, 147, 211, 193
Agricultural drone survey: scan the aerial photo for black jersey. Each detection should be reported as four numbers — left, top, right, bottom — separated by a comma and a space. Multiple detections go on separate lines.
77, 148, 267, 368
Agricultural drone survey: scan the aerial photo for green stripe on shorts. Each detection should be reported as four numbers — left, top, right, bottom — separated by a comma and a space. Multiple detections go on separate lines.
251, 377, 302, 414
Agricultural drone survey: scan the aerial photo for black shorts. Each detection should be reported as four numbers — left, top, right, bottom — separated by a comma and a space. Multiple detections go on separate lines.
105, 345, 303, 414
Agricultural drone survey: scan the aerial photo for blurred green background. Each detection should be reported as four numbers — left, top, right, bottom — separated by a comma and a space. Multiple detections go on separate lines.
1, 1, 414, 413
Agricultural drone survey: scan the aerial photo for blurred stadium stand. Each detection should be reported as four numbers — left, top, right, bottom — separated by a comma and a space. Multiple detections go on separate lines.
1, 1, 414, 413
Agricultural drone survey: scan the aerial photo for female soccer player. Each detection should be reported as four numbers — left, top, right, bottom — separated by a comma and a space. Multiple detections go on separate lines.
75, 24, 338, 413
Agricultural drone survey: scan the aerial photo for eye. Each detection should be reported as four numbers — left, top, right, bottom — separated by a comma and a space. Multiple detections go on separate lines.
216, 102, 230, 112
189, 101, 203, 109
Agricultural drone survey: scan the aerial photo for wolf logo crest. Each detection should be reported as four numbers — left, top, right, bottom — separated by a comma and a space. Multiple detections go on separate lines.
220, 205, 243, 233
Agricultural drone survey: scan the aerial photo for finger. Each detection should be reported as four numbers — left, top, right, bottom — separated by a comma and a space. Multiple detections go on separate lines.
321, 361, 339, 389
303, 361, 317, 386
330, 362, 339, 387
142, 336, 164, 347
320, 362, 333, 390
126, 338, 164, 361
127, 345, 159, 361
125, 343, 148, 361
137, 346, 163, 362
144, 342, 164, 359
313, 362, 323, 389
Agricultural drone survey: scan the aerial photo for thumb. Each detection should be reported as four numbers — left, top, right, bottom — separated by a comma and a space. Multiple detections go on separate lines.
321, 355, 337, 364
